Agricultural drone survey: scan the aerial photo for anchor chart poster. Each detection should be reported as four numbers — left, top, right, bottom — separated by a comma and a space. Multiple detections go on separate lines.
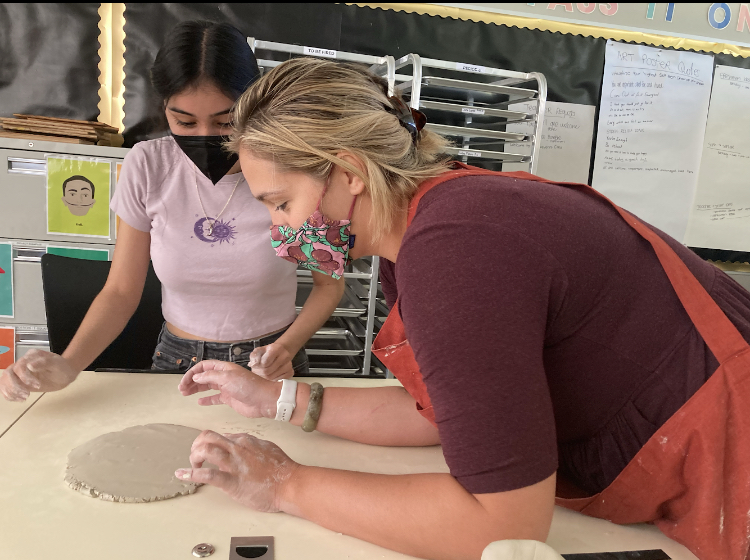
47, 156, 111, 238
591, 41, 713, 242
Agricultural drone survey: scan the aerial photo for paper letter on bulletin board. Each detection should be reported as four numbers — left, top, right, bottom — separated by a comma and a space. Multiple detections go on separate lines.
0, 327, 14, 369
504, 101, 596, 184
684, 66, 750, 251
591, 40, 714, 242
47, 156, 111, 238
0, 243, 13, 318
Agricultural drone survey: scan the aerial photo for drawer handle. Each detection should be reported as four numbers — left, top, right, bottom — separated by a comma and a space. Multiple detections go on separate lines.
7, 157, 46, 175
14, 247, 45, 262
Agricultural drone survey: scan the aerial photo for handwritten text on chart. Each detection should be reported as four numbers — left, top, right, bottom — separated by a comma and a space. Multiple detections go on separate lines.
684, 65, 750, 251
592, 41, 714, 242
504, 101, 595, 184
600, 63, 704, 174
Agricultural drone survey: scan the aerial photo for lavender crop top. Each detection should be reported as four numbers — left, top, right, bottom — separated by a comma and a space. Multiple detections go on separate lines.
110, 136, 298, 341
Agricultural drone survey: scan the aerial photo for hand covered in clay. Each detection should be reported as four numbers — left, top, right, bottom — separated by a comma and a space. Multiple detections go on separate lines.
0, 350, 79, 401
176, 431, 298, 513
249, 342, 294, 381
178, 360, 279, 419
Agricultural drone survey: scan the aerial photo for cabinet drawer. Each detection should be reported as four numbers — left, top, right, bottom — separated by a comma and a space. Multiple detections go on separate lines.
0, 240, 113, 326
1, 148, 122, 244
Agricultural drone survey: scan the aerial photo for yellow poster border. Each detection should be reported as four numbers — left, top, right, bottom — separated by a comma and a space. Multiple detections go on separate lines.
349, 3, 750, 58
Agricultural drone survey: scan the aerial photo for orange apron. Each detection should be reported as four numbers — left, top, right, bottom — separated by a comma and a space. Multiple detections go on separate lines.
371, 164, 750, 560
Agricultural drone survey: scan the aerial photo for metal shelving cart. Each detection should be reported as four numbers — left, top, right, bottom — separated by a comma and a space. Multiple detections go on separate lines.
393, 54, 548, 173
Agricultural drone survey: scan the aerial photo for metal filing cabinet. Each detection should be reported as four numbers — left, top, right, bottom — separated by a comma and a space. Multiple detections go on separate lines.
1, 136, 388, 375
0, 137, 128, 356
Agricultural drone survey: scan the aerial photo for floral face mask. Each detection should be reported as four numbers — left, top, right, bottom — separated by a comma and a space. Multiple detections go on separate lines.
270, 185, 356, 280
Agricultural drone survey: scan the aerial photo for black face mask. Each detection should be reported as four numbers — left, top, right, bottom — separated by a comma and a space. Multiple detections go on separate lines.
172, 134, 239, 184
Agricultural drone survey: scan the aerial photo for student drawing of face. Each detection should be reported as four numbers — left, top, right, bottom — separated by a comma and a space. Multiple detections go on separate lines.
61, 176, 96, 217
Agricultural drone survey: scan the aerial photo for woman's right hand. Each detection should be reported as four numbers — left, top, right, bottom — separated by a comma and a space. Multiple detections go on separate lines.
178, 360, 281, 419
0, 350, 80, 401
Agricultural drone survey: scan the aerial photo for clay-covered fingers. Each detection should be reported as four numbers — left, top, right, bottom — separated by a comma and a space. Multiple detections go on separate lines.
188, 430, 233, 469
179, 430, 297, 512
0, 365, 31, 402
175, 466, 234, 489
247, 346, 267, 369
263, 361, 294, 381
249, 344, 293, 380
196, 392, 227, 407
222, 432, 255, 442
10, 353, 42, 390
179, 360, 231, 395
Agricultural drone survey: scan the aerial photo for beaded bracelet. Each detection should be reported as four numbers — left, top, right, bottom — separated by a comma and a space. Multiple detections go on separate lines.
301, 382, 324, 432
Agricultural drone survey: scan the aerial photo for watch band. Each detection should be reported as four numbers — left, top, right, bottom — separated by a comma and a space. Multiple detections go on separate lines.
275, 379, 298, 422
302, 382, 325, 432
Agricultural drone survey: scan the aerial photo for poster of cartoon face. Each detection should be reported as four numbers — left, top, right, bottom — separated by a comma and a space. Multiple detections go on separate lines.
47, 157, 111, 237
61, 175, 96, 216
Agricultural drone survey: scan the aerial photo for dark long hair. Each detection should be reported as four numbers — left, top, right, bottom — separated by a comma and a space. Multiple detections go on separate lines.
150, 21, 259, 105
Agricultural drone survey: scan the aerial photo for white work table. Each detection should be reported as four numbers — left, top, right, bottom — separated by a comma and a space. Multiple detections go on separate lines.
0, 391, 43, 437
0, 372, 698, 560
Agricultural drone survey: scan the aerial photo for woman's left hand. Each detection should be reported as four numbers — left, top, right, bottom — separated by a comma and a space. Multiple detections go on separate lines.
178, 360, 280, 419
249, 342, 294, 381
175, 430, 298, 513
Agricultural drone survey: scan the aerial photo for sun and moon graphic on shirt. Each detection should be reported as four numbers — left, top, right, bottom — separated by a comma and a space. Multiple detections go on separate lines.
191, 216, 237, 246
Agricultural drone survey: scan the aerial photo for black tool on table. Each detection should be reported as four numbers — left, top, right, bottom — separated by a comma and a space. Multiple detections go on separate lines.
562, 550, 670, 560
229, 536, 274, 559
95, 368, 186, 374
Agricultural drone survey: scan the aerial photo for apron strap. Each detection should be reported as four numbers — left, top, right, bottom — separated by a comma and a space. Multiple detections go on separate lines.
608, 203, 749, 365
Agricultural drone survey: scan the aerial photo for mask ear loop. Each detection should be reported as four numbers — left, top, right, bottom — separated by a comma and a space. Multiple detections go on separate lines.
318, 166, 357, 221
316, 182, 329, 213
346, 195, 357, 220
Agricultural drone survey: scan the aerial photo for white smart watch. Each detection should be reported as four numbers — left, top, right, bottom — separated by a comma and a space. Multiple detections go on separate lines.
274, 379, 298, 422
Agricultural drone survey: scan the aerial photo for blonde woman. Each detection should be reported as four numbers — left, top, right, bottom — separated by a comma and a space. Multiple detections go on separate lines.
176, 59, 750, 560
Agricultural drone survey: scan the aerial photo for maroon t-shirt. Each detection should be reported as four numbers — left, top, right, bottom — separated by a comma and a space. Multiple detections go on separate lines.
380, 174, 750, 495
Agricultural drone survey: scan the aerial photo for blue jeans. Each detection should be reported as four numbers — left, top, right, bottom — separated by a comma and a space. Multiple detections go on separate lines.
151, 323, 310, 375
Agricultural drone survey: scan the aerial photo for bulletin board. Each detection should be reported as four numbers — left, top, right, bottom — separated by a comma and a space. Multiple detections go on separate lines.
0, 3, 101, 121
119, 3, 750, 262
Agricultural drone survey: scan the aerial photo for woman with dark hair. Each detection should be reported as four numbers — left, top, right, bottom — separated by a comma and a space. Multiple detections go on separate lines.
0, 22, 344, 399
